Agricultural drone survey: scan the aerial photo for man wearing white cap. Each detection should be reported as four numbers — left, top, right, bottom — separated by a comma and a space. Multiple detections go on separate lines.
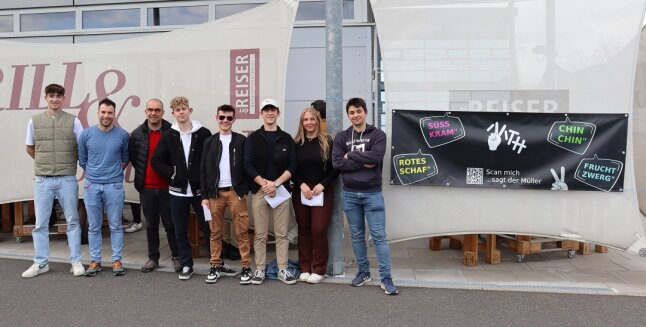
243, 98, 297, 285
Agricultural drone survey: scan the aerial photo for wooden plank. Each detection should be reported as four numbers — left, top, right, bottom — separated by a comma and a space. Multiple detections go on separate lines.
595, 245, 608, 253
429, 237, 443, 251
484, 234, 500, 264
463, 234, 478, 266
577, 242, 592, 255
449, 237, 462, 250
13, 202, 25, 237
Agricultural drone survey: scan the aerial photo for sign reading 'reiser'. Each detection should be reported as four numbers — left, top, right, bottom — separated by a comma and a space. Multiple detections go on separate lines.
390, 110, 628, 192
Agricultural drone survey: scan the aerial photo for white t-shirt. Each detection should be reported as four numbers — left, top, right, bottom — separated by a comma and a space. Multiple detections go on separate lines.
25, 116, 84, 145
218, 134, 232, 187
171, 128, 194, 197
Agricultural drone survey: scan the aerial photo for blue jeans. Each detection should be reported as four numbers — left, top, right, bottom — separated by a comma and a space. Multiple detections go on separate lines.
84, 181, 125, 262
342, 191, 392, 280
33, 175, 82, 264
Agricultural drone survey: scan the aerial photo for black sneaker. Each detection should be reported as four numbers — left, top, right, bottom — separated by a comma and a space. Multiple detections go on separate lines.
179, 266, 193, 280
251, 269, 265, 285
219, 263, 238, 277
240, 267, 253, 285
205, 265, 221, 284
171, 257, 181, 273
278, 268, 297, 285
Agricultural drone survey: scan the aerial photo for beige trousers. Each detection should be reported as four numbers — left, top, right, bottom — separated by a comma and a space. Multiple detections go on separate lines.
250, 191, 291, 270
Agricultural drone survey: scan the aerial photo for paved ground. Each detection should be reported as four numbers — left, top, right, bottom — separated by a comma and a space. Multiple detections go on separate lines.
3, 220, 646, 296
1, 258, 645, 326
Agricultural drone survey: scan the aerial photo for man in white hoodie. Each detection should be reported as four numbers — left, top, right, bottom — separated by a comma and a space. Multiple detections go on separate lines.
151, 96, 211, 280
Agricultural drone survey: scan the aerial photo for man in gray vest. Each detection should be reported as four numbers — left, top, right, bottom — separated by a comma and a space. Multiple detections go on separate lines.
22, 83, 85, 278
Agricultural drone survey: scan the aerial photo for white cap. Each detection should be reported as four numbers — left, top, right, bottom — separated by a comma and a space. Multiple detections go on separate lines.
260, 98, 279, 110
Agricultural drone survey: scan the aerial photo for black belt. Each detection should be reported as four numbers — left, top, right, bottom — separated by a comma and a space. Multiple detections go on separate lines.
218, 187, 232, 192
43, 175, 63, 178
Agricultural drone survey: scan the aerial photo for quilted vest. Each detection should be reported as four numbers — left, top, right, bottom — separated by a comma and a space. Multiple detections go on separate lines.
32, 111, 78, 176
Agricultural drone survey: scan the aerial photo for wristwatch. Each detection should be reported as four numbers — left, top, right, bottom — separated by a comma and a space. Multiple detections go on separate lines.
274, 181, 281, 187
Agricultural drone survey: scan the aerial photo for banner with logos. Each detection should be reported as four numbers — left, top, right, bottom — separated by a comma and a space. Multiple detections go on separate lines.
371, 0, 646, 253
391, 110, 628, 192
0, 0, 297, 203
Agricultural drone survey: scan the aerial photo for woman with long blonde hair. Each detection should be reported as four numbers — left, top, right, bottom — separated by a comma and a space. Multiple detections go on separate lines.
292, 106, 338, 284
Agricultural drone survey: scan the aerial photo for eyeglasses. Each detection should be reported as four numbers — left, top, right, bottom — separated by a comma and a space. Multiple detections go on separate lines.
146, 108, 162, 113
218, 115, 234, 121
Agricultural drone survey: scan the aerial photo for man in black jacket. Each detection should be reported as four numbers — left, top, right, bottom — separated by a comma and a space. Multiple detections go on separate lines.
200, 104, 252, 285
128, 98, 180, 273
151, 96, 211, 280
244, 98, 296, 285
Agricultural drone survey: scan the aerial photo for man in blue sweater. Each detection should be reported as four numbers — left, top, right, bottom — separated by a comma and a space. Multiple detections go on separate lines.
331, 97, 398, 295
78, 98, 130, 277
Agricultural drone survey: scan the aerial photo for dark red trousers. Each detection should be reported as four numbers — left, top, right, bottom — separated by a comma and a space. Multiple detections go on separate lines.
292, 183, 334, 275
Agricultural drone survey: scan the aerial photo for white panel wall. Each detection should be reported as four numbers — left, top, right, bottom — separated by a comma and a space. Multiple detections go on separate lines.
284, 26, 374, 135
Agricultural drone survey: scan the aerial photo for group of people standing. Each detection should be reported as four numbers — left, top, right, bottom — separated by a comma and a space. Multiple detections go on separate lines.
20, 83, 398, 295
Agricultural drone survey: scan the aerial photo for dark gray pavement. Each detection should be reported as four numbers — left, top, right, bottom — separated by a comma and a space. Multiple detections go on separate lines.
1, 258, 644, 326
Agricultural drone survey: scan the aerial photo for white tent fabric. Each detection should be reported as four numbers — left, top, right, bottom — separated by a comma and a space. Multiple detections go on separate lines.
372, 0, 646, 253
0, 0, 298, 204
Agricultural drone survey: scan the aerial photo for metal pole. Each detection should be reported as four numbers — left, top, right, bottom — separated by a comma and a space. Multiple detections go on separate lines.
326, 0, 345, 276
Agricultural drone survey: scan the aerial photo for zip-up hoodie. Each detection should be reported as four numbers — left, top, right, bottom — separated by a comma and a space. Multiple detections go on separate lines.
151, 120, 211, 196
331, 124, 386, 192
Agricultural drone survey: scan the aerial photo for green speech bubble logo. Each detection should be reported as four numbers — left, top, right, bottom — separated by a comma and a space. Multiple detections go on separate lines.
547, 117, 596, 155
392, 150, 438, 185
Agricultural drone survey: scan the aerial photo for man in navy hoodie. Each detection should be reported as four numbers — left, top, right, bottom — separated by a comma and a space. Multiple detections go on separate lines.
331, 97, 398, 295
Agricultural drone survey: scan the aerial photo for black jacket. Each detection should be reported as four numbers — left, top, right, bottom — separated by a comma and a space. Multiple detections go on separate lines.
200, 132, 250, 199
151, 123, 211, 196
128, 119, 172, 192
243, 125, 296, 194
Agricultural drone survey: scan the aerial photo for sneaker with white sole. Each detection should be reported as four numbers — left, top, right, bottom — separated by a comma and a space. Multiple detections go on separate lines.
380, 277, 399, 295
124, 222, 143, 233
240, 267, 253, 285
351, 271, 371, 287
70, 262, 85, 276
85, 261, 102, 277
205, 265, 221, 284
112, 260, 126, 276
22, 263, 49, 278
299, 272, 311, 282
251, 269, 265, 285
307, 273, 324, 284
219, 264, 238, 277
179, 266, 193, 280
278, 268, 297, 285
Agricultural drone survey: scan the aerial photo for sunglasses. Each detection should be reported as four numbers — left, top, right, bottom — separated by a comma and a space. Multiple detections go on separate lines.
218, 115, 234, 121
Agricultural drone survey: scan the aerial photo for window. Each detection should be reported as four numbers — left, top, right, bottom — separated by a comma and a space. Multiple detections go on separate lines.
20, 12, 75, 32
215, 3, 262, 20
83, 9, 140, 29
296, 0, 354, 21
0, 15, 12, 32
147, 6, 208, 26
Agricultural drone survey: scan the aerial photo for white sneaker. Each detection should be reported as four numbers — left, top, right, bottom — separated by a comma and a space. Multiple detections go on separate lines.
299, 272, 311, 282
307, 273, 324, 284
124, 222, 143, 233
22, 263, 49, 278
70, 262, 85, 276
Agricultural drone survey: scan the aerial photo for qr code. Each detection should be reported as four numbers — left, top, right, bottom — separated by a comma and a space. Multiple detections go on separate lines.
466, 167, 483, 185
